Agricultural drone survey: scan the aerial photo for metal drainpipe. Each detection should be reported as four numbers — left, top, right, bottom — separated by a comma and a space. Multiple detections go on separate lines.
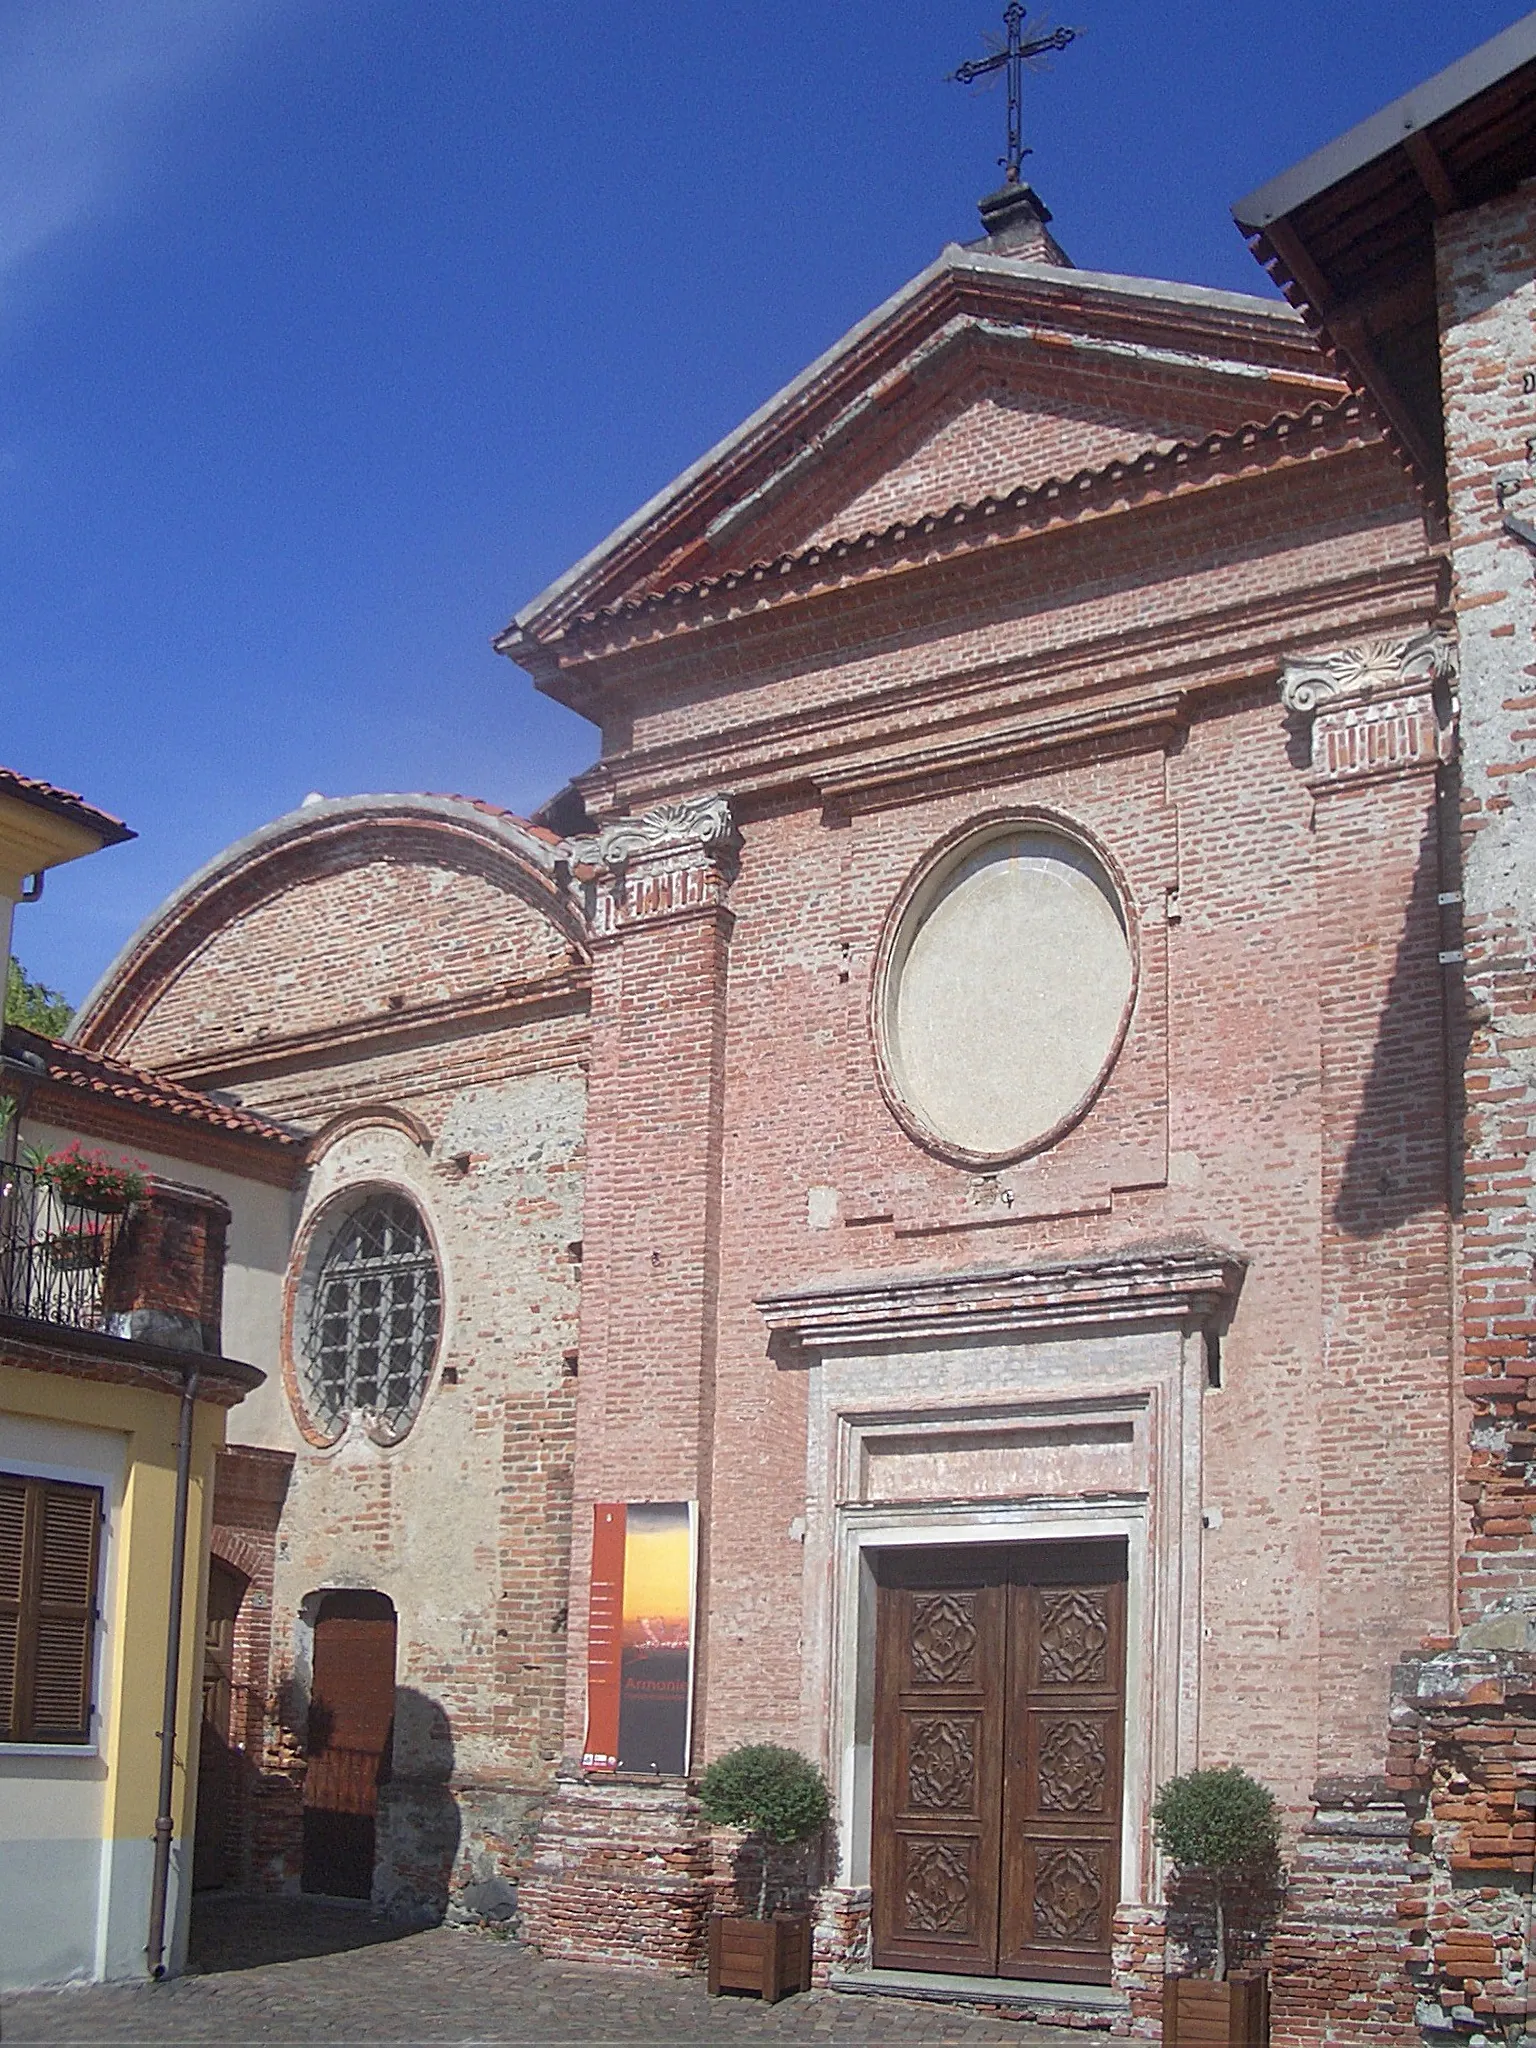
146, 1363, 199, 1980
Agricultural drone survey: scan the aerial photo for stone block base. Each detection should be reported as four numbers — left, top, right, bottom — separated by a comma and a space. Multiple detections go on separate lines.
812, 1885, 871, 1983
374, 1777, 546, 1927
518, 1776, 712, 1970
1268, 1778, 1423, 2048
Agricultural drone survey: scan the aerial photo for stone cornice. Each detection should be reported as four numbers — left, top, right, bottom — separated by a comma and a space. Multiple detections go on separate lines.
756, 1241, 1246, 1362
569, 555, 1447, 818
1279, 624, 1458, 785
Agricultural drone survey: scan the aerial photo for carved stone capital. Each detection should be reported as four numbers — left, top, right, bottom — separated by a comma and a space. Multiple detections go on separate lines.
564, 794, 739, 937
563, 793, 739, 876
1279, 626, 1457, 715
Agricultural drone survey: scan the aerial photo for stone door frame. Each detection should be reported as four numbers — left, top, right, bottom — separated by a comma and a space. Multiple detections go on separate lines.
760, 1248, 1242, 1925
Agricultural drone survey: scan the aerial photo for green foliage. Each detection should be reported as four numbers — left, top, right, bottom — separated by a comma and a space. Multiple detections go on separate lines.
697, 1744, 831, 1921
1152, 1766, 1280, 1981
1152, 1765, 1279, 1877
696, 1744, 830, 1847
6, 958, 73, 1039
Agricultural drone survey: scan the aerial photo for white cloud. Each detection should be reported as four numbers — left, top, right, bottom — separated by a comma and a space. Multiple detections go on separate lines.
0, 0, 304, 298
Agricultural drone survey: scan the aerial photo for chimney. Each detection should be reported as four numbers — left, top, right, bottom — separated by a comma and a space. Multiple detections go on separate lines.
975, 179, 1072, 266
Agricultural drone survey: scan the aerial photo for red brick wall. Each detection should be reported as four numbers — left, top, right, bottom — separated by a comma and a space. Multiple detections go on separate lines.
1438, 180, 1536, 1620
529, 301, 1461, 1983
104, 1177, 231, 1351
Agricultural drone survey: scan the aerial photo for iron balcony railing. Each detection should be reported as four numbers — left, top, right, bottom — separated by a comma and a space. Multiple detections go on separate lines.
0, 1157, 129, 1334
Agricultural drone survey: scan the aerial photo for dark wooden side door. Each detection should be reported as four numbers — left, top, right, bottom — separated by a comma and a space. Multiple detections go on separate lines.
193, 1560, 245, 1890
872, 1541, 1127, 1985
872, 1551, 1007, 1974
1000, 1545, 1127, 1982
302, 1591, 397, 1899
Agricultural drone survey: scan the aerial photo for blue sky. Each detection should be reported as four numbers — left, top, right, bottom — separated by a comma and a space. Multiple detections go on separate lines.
6, 0, 1529, 1006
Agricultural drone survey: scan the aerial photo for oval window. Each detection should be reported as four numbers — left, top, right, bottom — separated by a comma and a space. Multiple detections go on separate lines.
296, 1190, 442, 1443
876, 825, 1134, 1164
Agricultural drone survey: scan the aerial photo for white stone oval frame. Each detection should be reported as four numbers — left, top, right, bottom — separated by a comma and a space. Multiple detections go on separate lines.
870, 808, 1140, 1170
282, 1179, 448, 1451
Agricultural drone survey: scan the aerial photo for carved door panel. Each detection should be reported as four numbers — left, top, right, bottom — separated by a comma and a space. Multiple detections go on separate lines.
1000, 1547, 1126, 1983
872, 1541, 1127, 1984
871, 1553, 1007, 1974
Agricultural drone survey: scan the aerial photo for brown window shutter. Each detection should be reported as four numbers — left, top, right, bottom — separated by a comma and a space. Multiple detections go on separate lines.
0, 1475, 102, 1744
0, 1476, 23, 1738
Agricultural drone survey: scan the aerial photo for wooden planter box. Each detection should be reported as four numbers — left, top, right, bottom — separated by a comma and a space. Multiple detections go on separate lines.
706, 1912, 812, 2002
1164, 1971, 1269, 2048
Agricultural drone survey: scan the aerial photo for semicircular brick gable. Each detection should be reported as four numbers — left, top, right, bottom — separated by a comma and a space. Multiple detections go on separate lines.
125, 851, 571, 1066
80, 808, 590, 1121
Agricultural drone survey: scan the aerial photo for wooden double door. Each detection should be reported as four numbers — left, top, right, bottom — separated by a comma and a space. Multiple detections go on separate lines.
873, 1541, 1127, 1983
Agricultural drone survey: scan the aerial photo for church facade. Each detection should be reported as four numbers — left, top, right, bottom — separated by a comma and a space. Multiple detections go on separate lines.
70, 47, 1531, 2030
490, 191, 1456, 2015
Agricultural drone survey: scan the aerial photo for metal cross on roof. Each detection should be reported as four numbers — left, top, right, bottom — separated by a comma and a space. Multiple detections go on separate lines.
949, 3, 1078, 187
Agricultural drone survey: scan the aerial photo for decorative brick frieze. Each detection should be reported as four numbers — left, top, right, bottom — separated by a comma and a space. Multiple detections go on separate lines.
589, 856, 732, 938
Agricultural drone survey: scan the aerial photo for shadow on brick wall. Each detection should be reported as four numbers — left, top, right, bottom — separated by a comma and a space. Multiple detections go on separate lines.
1334, 807, 1454, 1238
374, 1688, 462, 1924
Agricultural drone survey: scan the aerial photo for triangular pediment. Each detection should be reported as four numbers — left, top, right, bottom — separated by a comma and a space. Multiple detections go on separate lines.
701, 341, 1301, 574
502, 248, 1340, 656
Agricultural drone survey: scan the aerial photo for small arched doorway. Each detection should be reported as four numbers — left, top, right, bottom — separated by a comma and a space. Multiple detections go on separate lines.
194, 1558, 248, 1891
302, 1590, 398, 1899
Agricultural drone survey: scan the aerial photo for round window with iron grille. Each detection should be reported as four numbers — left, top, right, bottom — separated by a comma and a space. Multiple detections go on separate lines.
297, 1191, 442, 1444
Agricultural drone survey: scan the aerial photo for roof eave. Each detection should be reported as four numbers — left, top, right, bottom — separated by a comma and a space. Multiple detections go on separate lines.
1233, 10, 1536, 232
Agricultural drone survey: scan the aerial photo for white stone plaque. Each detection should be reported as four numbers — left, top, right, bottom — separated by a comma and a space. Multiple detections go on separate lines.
879, 828, 1133, 1162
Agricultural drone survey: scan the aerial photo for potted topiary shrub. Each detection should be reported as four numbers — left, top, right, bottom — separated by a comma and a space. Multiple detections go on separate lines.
698, 1743, 830, 2003
1153, 1765, 1280, 2048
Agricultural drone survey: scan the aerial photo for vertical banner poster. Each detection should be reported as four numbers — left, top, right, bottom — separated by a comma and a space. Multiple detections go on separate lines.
583, 1501, 696, 1776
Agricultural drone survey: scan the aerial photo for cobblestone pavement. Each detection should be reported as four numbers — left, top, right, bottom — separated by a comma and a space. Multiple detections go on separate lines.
1, 1899, 1086, 2047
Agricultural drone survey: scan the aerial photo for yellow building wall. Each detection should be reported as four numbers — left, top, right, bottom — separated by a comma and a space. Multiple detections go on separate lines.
0, 1360, 227, 1987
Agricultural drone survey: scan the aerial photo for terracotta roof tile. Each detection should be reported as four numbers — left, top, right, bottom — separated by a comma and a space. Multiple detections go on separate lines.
425, 794, 563, 845
0, 768, 134, 845
4, 1024, 302, 1150
564, 397, 1371, 635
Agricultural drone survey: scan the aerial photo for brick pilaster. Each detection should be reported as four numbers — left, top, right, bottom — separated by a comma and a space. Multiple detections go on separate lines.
1284, 635, 1458, 1768
563, 798, 736, 1719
